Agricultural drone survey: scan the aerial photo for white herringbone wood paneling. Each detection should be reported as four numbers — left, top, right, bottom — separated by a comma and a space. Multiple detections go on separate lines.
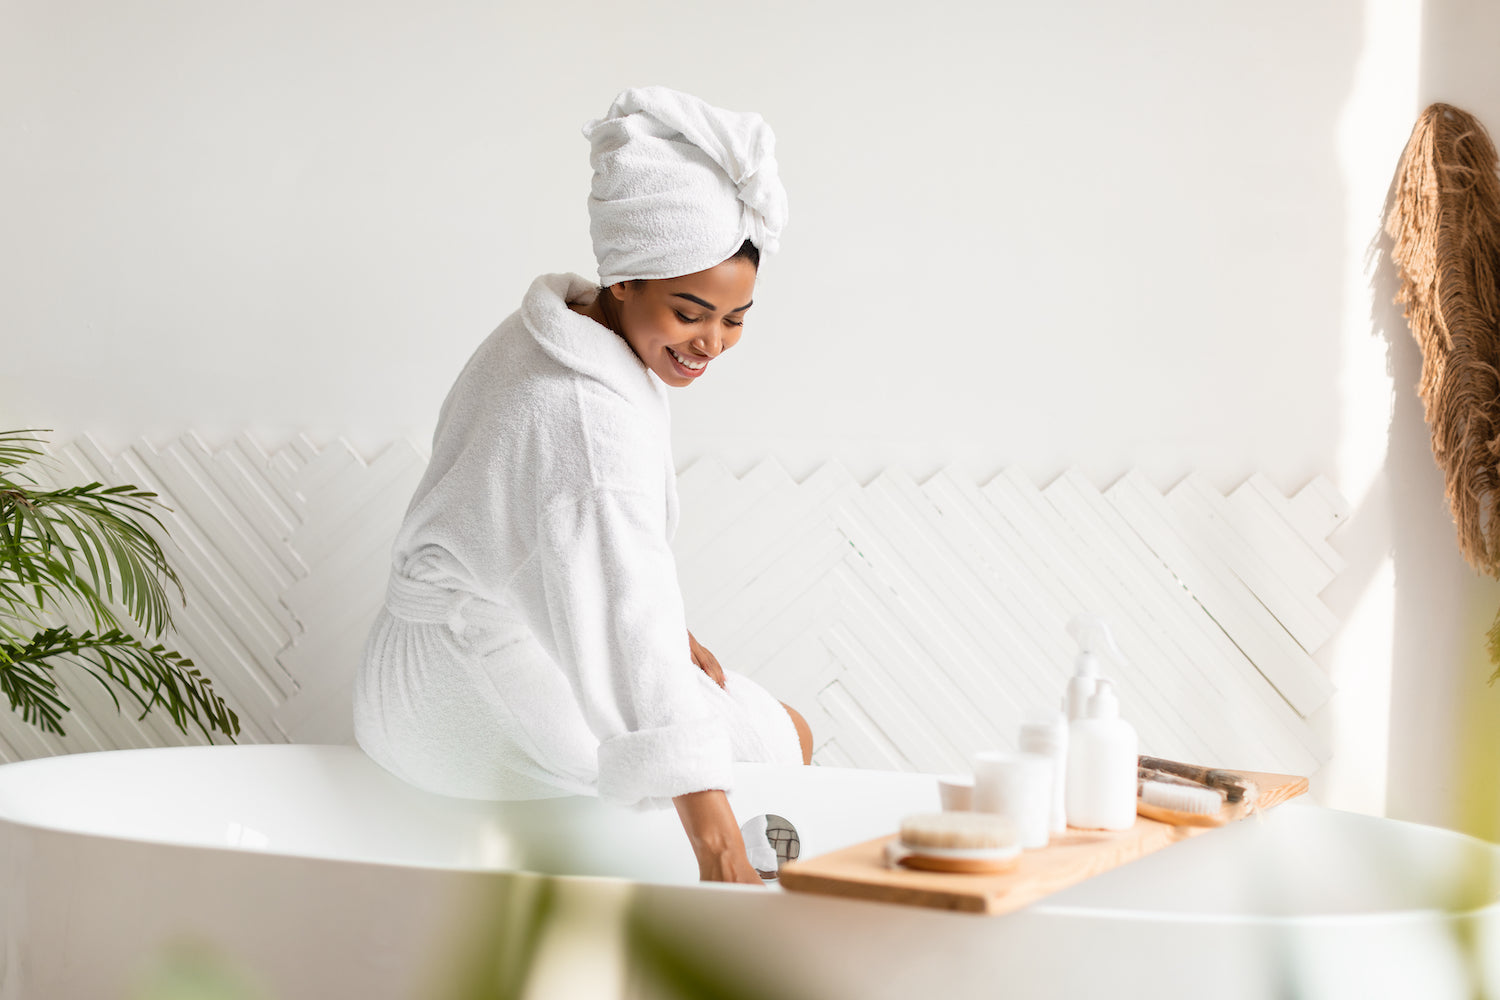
675, 460, 1343, 778
0, 436, 1346, 781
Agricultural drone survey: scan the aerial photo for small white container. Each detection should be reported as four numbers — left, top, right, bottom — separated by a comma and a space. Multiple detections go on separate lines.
1018, 713, 1069, 835
937, 774, 974, 811
971, 751, 1053, 849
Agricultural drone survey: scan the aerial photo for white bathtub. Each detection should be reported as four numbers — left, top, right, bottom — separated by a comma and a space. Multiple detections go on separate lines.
1, 744, 1497, 999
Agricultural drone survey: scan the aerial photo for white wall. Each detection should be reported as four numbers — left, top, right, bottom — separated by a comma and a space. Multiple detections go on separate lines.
2, 0, 1496, 835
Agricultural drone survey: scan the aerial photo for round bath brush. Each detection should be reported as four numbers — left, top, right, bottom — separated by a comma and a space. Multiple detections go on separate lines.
885, 812, 1022, 874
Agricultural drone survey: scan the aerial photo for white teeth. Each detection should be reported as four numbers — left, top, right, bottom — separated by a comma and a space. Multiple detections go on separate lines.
668, 346, 706, 371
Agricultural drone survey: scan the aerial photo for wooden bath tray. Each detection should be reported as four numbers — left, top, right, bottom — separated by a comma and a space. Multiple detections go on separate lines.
777, 767, 1308, 915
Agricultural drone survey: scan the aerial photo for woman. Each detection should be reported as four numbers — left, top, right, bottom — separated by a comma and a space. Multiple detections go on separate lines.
353, 86, 811, 885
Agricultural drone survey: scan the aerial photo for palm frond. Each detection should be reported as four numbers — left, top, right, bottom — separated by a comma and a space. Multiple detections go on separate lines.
0, 429, 53, 478
0, 625, 240, 741
0, 478, 183, 637
0, 541, 124, 634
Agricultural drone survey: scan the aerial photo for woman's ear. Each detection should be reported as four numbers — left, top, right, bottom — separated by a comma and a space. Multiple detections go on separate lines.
608, 281, 629, 303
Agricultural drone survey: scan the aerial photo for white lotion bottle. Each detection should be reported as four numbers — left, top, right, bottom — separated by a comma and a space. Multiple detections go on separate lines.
1065, 678, 1138, 830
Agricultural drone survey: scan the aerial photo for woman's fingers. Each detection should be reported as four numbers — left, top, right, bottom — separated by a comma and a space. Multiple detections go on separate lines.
687, 630, 726, 688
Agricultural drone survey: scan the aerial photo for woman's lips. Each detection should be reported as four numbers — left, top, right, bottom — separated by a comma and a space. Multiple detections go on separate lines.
666, 346, 707, 378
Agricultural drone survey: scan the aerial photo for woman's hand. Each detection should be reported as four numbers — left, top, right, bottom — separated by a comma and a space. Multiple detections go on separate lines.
672, 788, 764, 885
688, 630, 725, 689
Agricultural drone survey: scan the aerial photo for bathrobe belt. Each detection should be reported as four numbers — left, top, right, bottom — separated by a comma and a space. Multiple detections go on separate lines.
385, 573, 508, 640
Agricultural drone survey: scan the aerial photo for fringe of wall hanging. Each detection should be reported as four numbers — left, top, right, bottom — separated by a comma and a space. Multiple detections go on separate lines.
1384, 103, 1500, 675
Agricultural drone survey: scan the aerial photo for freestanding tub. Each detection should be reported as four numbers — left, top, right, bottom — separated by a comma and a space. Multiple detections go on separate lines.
2, 744, 1498, 999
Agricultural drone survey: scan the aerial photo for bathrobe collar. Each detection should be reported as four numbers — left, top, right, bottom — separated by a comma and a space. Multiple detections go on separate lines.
523, 272, 666, 406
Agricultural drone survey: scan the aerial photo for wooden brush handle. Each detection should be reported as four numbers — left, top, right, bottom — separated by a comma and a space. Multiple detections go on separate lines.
1138, 755, 1256, 805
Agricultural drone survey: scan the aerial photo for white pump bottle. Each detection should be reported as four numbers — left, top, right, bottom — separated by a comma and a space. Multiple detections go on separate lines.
1065, 678, 1139, 830
1065, 614, 1125, 721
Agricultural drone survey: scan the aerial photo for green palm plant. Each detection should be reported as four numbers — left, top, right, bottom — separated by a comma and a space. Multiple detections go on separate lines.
0, 429, 239, 741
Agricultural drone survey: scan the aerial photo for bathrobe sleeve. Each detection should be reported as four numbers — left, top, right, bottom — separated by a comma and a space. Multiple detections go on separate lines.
537, 484, 734, 806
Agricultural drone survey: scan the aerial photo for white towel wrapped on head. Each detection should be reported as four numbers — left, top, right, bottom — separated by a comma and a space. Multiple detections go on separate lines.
584, 85, 788, 285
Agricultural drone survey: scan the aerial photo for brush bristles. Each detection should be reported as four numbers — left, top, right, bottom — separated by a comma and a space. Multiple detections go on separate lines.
899, 811, 1017, 850
1139, 779, 1224, 816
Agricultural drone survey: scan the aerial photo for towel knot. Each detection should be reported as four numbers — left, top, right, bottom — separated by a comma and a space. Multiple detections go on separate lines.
385, 573, 501, 640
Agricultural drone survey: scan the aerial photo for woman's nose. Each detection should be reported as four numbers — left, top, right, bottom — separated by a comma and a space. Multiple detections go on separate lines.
692, 331, 722, 357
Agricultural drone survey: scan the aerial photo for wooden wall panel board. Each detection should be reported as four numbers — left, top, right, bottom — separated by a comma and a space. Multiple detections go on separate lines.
893, 472, 1062, 670
290, 437, 367, 505
693, 533, 849, 666
751, 627, 844, 722
113, 515, 295, 702
1018, 475, 1225, 765
810, 738, 853, 769
919, 472, 1071, 682
1045, 472, 1324, 774
35, 674, 116, 753
683, 484, 823, 616
165, 436, 301, 588
1246, 474, 1348, 576
817, 621, 959, 773
1038, 472, 1236, 763
83, 441, 292, 656
1083, 480, 1331, 762
279, 511, 400, 629
672, 457, 784, 562
1168, 474, 1338, 652
830, 501, 1030, 734
816, 680, 911, 772
859, 472, 1058, 714
1225, 478, 1338, 597
265, 449, 306, 507
1106, 471, 1335, 717
686, 471, 860, 627
289, 443, 424, 571
828, 564, 1009, 764
131, 442, 301, 646
942, 474, 1090, 678
197, 440, 304, 581
0, 727, 35, 761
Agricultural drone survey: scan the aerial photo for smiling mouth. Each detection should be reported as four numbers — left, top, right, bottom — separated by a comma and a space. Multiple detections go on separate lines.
666, 345, 707, 372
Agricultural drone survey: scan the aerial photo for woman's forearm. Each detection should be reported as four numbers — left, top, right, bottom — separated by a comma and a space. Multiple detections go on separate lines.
672, 788, 763, 884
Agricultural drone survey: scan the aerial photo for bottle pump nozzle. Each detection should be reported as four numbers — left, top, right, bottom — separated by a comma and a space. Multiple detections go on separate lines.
1065, 614, 1126, 720
1066, 614, 1127, 667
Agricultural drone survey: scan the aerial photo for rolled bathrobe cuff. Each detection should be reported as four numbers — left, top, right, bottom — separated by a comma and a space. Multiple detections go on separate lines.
595, 717, 734, 807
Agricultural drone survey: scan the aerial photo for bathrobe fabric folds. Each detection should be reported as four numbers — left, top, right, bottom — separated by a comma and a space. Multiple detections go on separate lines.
353, 272, 802, 809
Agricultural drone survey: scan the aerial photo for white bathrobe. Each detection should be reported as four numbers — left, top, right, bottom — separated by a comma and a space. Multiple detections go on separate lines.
353, 272, 803, 809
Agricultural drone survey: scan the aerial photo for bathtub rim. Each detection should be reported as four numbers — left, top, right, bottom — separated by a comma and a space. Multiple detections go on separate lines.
2, 744, 1499, 926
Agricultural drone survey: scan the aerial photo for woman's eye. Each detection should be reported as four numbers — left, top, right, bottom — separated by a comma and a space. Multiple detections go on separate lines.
725, 320, 744, 328
673, 310, 701, 324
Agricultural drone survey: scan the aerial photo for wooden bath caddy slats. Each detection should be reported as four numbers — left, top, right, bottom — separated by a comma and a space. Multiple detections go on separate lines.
777, 768, 1310, 915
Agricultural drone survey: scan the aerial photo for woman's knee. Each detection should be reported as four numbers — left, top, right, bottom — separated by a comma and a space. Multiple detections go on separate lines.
780, 701, 813, 765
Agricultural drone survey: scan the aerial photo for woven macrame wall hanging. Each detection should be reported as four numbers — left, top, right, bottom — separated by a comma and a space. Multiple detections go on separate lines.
1384, 102, 1500, 672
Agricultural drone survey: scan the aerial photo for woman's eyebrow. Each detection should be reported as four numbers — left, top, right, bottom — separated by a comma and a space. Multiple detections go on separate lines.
670, 293, 754, 313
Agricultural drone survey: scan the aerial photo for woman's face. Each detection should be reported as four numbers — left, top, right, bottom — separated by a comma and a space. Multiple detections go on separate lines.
609, 255, 757, 387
